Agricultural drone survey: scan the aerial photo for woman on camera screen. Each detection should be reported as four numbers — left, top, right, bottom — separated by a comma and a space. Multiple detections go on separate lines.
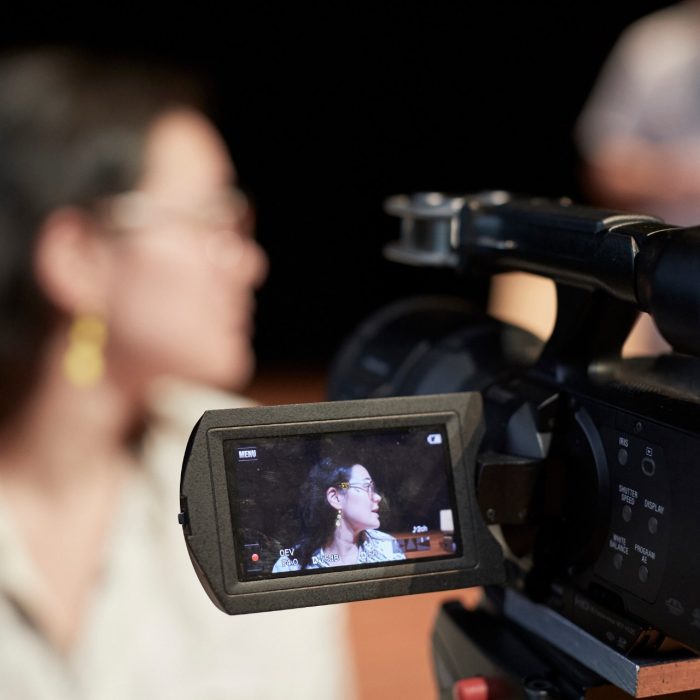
273, 457, 406, 571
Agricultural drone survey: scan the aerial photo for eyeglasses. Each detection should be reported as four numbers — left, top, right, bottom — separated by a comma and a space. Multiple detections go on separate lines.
99, 187, 251, 234
96, 187, 255, 265
338, 480, 378, 498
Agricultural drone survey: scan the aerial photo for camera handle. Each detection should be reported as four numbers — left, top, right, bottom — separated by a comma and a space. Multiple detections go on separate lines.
535, 284, 639, 382
433, 588, 700, 700
384, 192, 700, 359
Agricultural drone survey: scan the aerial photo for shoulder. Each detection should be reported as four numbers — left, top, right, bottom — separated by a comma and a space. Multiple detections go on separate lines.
146, 378, 255, 435
364, 529, 397, 541
140, 379, 255, 505
360, 530, 406, 561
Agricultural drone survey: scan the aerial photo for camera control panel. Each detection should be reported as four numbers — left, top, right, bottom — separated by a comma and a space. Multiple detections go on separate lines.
597, 420, 670, 603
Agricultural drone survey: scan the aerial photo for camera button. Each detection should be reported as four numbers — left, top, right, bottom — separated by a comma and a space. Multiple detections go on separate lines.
622, 505, 632, 523
613, 553, 623, 570
648, 517, 659, 534
641, 457, 656, 477
617, 448, 628, 466
639, 565, 649, 583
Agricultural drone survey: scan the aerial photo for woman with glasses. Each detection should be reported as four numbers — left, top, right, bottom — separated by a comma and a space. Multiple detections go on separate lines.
0, 48, 353, 699
273, 457, 406, 572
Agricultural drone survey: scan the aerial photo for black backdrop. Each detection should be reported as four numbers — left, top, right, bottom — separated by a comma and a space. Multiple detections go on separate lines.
2, 3, 674, 365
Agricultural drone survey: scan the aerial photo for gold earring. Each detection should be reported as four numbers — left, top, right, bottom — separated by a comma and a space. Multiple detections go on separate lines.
63, 314, 107, 388
335, 509, 342, 528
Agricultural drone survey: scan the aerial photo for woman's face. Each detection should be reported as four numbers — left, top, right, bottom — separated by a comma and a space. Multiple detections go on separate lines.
100, 109, 268, 393
339, 464, 382, 533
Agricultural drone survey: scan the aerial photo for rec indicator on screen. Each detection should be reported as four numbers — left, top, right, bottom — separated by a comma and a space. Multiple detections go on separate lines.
244, 543, 263, 573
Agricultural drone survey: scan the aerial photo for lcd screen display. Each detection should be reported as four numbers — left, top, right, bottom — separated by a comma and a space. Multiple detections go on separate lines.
224, 425, 460, 581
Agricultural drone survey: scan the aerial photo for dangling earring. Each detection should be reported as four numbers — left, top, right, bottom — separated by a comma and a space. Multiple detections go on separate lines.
63, 314, 107, 388
335, 509, 342, 528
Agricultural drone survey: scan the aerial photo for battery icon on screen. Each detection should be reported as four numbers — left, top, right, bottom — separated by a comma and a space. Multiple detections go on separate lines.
427, 433, 443, 445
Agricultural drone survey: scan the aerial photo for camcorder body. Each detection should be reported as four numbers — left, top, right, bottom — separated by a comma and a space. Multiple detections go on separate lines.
180, 192, 700, 697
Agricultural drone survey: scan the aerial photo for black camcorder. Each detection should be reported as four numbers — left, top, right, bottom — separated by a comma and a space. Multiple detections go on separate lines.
180, 192, 700, 697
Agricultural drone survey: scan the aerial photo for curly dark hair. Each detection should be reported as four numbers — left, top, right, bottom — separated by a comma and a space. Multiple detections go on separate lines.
297, 456, 354, 568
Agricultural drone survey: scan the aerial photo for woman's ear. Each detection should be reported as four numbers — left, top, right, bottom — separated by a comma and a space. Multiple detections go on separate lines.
326, 486, 342, 510
34, 207, 113, 316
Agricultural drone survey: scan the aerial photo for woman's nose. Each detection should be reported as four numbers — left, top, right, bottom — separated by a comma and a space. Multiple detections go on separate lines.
207, 230, 268, 287
248, 238, 269, 289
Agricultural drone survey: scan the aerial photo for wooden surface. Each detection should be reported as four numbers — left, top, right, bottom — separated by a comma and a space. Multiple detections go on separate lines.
636, 657, 700, 698
347, 589, 481, 699
247, 366, 480, 699
392, 531, 451, 559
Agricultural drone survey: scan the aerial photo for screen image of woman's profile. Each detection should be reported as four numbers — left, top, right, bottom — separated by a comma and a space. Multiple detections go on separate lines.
272, 457, 406, 571
228, 426, 457, 577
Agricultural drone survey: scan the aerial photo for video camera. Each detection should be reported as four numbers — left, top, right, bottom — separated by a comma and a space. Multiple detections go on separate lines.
179, 192, 700, 698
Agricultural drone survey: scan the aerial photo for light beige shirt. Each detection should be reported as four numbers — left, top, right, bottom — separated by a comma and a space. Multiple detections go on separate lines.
0, 380, 356, 700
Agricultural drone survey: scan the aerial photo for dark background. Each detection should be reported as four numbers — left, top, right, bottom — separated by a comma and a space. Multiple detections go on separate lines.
2, 3, 674, 366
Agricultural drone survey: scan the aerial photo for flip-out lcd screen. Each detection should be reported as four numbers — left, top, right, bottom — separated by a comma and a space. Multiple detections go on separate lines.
225, 425, 460, 581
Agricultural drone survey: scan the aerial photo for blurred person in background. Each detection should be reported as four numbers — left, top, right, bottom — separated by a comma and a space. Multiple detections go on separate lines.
575, 1, 700, 354
0, 48, 354, 699
576, 1, 700, 226
492, 4, 699, 356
